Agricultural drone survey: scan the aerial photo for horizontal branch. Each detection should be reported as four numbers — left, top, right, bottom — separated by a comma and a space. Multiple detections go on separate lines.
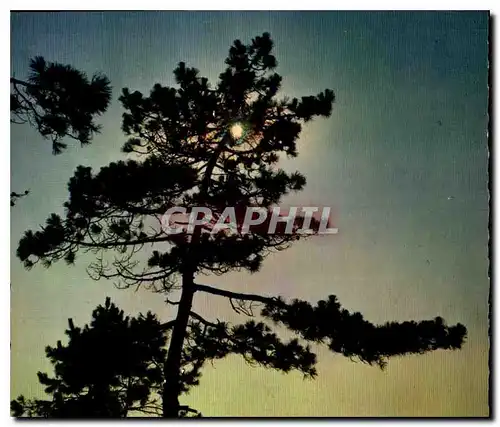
193, 283, 283, 307
70, 235, 173, 249
189, 310, 218, 328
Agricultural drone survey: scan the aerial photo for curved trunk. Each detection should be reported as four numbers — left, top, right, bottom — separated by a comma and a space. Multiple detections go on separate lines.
162, 134, 228, 417
162, 270, 195, 418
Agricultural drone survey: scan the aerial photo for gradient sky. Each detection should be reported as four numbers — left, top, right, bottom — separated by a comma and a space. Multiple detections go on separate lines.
10, 11, 489, 416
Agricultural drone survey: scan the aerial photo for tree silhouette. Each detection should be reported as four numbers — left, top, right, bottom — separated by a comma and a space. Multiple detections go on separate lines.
10, 56, 112, 207
16, 33, 467, 417
11, 56, 112, 155
11, 298, 171, 417
12, 297, 316, 418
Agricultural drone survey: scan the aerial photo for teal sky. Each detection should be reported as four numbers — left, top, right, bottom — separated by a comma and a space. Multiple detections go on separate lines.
10, 11, 489, 416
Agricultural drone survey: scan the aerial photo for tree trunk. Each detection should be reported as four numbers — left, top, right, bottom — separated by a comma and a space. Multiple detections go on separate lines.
161, 134, 227, 417
162, 270, 195, 417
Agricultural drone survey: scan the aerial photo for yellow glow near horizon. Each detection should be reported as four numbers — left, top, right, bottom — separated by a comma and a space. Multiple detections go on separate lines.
230, 123, 244, 140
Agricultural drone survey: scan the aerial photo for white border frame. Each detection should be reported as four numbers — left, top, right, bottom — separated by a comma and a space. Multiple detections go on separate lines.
3, 3, 496, 425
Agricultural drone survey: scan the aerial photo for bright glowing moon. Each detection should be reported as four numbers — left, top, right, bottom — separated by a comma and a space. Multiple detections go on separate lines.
230, 123, 244, 140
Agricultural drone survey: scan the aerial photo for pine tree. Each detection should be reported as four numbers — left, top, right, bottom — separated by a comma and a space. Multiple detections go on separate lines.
16, 33, 467, 417
10, 56, 112, 206
10, 56, 111, 155
11, 298, 170, 417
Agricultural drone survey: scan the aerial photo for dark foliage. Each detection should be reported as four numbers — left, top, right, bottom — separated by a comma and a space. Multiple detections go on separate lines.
11, 298, 167, 417
11, 56, 111, 154
11, 298, 320, 418
261, 296, 466, 369
16, 33, 467, 417
10, 189, 30, 207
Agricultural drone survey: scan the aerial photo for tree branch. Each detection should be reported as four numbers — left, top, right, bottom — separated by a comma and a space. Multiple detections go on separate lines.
189, 311, 218, 328
193, 283, 283, 307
